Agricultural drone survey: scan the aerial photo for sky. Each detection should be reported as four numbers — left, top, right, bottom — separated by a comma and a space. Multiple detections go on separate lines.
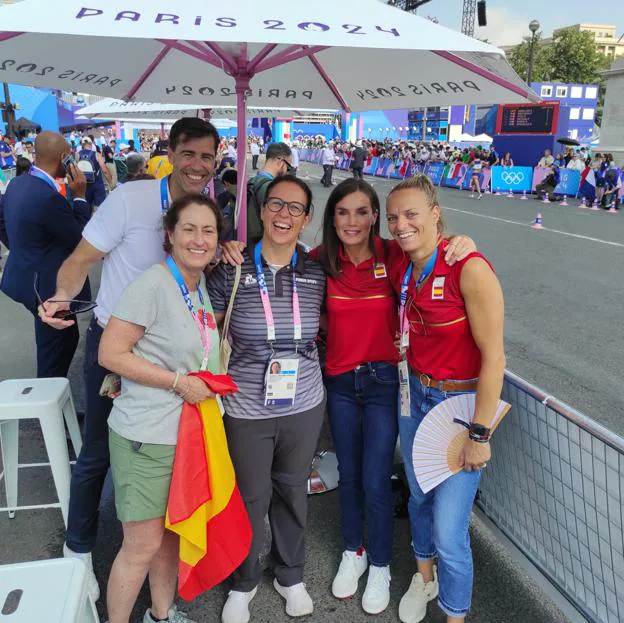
414, 0, 624, 46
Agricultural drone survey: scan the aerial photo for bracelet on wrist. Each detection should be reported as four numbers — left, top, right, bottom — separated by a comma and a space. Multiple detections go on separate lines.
171, 371, 180, 392
469, 423, 491, 443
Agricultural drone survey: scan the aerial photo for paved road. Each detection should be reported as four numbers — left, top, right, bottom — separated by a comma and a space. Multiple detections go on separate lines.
1, 160, 610, 621
297, 160, 624, 438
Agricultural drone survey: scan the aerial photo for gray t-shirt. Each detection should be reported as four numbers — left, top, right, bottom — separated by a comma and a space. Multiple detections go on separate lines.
108, 264, 220, 445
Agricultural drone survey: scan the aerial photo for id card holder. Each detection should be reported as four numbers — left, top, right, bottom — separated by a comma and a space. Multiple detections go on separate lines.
264, 358, 299, 407
398, 359, 411, 418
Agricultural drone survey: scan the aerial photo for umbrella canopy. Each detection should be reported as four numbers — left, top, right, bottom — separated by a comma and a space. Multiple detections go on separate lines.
0, 0, 539, 241
76, 98, 338, 121
14, 117, 41, 134
556, 137, 581, 147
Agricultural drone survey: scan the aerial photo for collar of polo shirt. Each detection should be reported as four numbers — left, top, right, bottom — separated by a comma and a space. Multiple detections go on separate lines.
245, 243, 307, 275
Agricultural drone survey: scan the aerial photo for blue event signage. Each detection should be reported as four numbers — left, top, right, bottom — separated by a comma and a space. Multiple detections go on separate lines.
490, 166, 533, 194
554, 169, 581, 196
423, 162, 445, 185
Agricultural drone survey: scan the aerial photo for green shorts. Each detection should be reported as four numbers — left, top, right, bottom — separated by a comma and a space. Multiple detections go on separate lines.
108, 428, 176, 523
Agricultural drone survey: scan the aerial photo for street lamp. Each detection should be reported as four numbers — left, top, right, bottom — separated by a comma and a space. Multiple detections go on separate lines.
527, 19, 540, 86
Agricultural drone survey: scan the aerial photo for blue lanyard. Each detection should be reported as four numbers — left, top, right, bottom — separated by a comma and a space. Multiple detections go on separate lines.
399, 248, 438, 350
29, 166, 58, 192
165, 255, 211, 370
160, 176, 170, 213
254, 241, 302, 345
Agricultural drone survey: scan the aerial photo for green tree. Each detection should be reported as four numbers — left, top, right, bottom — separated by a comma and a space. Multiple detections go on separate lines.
507, 32, 551, 83
546, 28, 609, 84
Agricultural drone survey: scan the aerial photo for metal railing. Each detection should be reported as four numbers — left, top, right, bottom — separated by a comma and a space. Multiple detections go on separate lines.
478, 370, 624, 623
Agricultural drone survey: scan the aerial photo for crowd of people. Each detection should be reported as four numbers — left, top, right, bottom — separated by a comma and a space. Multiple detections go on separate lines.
0, 116, 506, 623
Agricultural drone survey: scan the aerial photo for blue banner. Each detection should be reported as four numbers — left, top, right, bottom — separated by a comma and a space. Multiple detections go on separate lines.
554, 169, 581, 196
424, 162, 445, 185
491, 166, 533, 194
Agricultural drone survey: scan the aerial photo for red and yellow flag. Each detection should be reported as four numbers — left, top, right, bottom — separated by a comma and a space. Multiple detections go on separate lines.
166, 371, 251, 601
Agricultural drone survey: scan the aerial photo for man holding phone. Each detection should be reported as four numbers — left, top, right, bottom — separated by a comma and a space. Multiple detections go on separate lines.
0, 131, 90, 378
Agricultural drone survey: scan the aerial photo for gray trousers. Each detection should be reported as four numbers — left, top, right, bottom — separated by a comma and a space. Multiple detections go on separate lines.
224, 400, 325, 591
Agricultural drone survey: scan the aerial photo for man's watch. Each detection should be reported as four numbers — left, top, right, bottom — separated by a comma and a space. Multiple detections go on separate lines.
468, 423, 491, 443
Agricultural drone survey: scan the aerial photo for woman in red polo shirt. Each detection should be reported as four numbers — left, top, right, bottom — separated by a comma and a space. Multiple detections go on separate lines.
386, 174, 505, 623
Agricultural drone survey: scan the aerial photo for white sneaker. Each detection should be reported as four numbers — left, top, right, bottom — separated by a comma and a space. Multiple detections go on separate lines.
362, 565, 391, 614
221, 587, 257, 623
332, 549, 368, 599
470, 193, 475, 198
273, 579, 314, 617
144, 604, 196, 623
398, 566, 439, 623
63, 543, 100, 602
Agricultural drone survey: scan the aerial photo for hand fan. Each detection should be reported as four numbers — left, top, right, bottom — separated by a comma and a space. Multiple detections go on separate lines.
412, 394, 511, 494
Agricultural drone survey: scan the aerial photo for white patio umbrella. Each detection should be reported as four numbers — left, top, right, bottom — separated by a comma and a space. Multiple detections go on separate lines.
76, 98, 338, 122
0, 0, 538, 240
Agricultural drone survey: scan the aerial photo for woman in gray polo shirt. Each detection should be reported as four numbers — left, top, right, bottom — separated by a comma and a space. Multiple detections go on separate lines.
208, 175, 326, 623
99, 194, 222, 623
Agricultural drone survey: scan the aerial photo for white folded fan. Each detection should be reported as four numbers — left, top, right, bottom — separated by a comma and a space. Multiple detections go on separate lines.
412, 393, 511, 494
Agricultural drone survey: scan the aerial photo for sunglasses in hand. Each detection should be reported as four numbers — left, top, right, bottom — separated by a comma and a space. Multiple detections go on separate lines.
34, 274, 97, 319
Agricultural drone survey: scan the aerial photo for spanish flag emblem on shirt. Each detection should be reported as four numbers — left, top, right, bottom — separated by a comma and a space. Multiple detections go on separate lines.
166, 371, 251, 600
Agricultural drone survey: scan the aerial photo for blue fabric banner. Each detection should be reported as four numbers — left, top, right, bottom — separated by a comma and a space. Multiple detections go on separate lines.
491, 166, 533, 194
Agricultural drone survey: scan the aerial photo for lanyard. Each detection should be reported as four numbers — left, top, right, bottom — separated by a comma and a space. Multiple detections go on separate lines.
399, 248, 438, 351
160, 175, 170, 213
254, 241, 302, 347
30, 166, 59, 192
165, 255, 211, 371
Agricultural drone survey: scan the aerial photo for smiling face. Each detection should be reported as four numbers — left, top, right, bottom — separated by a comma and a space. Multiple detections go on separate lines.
333, 191, 377, 250
168, 134, 217, 195
386, 189, 440, 256
167, 202, 219, 273
261, 181, 310, 248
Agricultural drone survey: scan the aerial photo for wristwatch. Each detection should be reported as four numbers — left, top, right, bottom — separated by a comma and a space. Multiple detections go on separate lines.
468, 423, 491, 443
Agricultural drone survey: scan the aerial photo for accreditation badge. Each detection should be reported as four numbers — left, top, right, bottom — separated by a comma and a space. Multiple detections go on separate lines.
398, 359, 411, 418
264, 358, 299, 407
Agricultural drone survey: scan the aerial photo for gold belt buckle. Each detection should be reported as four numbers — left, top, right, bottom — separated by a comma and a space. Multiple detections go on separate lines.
419, 373, 432, 388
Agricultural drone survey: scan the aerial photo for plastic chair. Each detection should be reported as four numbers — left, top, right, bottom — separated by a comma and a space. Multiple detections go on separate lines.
0, 378, 82, 527
0, 558, 99, 622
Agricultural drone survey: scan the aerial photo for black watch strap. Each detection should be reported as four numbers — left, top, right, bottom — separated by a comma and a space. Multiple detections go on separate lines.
469, 423, 491, 442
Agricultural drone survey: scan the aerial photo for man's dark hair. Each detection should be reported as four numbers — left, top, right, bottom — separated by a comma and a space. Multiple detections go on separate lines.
265, 142, 292, 162
222, 168, 237, 185
169, 118, 220, 152
15, 156, 33, 177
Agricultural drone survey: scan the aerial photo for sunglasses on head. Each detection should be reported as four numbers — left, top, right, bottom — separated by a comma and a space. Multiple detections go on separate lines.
34, 274, 97, 319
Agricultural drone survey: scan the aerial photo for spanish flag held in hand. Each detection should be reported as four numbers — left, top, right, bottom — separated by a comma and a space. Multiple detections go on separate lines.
166, 371, 251, 600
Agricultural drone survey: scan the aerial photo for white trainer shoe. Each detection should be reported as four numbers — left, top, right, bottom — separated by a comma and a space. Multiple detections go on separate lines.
398, 566, 439, 623
221, 587, 257, 623
332, 548, 368, 599
63, 543, 100, 602
273, 579, 314, 617
143, 604, 196, 623
362, 565, 391, 614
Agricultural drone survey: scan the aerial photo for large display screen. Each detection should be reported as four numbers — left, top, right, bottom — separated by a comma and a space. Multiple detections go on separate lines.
497, 104, 558, 135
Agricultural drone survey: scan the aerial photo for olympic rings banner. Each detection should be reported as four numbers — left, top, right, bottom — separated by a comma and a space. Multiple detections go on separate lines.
491, 166, 534, 194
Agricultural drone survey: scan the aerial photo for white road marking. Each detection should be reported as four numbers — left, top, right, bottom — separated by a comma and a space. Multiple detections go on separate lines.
443, 206, 624, 249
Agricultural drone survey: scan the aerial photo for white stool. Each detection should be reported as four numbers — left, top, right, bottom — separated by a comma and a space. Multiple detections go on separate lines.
0, 378, 82, 526
0, 558, 99, 622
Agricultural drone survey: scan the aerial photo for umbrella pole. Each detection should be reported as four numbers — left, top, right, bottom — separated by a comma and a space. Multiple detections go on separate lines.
235, 77, 249, 244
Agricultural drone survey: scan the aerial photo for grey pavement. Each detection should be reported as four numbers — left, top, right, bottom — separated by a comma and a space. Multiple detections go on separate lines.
1, 158, 613, 621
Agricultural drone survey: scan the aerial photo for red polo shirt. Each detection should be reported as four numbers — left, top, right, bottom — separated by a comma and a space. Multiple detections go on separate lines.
311, 238, 403, 376
389, 240, 493, 381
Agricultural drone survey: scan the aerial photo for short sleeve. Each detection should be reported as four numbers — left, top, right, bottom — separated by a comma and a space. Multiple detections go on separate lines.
82, 187, 128, 254
206, 263, 230, 314
111, 270, 159, 331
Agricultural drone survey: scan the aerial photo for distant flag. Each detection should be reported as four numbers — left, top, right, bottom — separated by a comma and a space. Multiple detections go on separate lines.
166, 372, 251, 600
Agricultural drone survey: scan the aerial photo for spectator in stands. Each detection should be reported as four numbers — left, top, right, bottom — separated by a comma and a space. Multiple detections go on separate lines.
563, 149, 573, 167
124, 154, 151, 182
0, 133, 16, 170
22, 140, 35, 163
487, 145, 499, 167
566, 153, 585, 172
14, 156, 33, 177
386, 174, 505, 623
146, 140, 173, 179
501, 152, 513, 168
537, 149, 554, 168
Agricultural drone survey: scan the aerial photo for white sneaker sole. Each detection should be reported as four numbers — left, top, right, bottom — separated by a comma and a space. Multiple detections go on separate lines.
332, 567, 367, 600
273, 579, 313, 617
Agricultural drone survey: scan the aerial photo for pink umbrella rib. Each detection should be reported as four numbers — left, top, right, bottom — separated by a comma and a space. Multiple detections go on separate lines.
432, 50, 536, 101
248, 44, 278, 72
307, 52, 350, 112
186, 41, 231, 69
124, 45, 171, 101
203, 42, 237, 74
156, 39, 223, 69
0, 31, 24, 43
255, 45, 329, 73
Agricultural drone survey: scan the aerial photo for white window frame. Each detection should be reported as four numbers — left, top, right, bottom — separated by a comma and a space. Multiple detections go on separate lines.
569, 107, 581, 120
540, 85, 553, 97
582, 108, 595, 120
570, 86, 583, 98
555, 86, 568, 98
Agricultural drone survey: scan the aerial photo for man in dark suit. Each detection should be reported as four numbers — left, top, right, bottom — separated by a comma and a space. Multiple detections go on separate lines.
351, 140, 368, 179
0, 131, 90, 378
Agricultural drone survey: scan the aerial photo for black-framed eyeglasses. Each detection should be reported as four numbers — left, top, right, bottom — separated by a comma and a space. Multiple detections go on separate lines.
34, 274, 97, 319
265, 197, 307, 217
279, 157, 294, 173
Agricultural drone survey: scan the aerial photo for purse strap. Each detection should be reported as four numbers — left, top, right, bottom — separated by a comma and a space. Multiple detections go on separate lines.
222, 264, 242, 340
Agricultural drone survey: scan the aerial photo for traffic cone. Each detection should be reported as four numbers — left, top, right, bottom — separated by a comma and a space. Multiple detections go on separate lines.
542, 194, 551, 204
608, 201, 618, 213
560, 195, 568, 206
531, 213, 544, 229
521, 190, 528, 200
507, 188, 513, 198
590, 199, 600, 211
495, 187, 502, 196
578, 197, 587, 209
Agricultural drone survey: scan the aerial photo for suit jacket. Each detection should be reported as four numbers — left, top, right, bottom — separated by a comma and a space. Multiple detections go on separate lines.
0, 174, 91, 309
352, 146, 367, 169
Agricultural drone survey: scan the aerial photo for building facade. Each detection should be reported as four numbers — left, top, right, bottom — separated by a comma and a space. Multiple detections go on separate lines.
553, 24, 624, 60
530, 81, 599, 142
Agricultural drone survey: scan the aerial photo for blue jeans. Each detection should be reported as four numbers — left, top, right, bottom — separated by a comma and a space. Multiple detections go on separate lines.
399, 374, 480, 618
326, 362, 398, 567
66, 317, 113, 553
